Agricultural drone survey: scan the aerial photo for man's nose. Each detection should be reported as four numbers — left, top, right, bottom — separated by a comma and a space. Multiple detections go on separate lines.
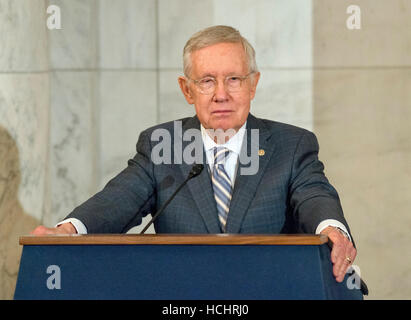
213, 79, 229, 101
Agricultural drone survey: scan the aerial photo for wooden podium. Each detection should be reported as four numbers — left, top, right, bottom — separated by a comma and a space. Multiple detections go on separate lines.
14, 234, 363, 300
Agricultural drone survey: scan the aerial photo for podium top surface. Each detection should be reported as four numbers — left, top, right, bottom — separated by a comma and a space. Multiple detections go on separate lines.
19, 234, 328, 246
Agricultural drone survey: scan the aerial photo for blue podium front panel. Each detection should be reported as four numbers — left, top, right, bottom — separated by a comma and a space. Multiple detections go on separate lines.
14, 243, 362, 300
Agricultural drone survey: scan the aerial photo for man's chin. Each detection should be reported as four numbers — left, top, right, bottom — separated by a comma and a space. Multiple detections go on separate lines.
209, 123, 237, 132
208, 116, 238, 131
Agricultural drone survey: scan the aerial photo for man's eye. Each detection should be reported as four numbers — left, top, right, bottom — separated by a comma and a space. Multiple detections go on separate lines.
200, 78, 214, 85
227, 77, 241, 84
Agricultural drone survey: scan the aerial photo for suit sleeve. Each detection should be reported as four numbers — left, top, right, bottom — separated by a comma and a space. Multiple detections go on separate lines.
288, 130, 352, 237
64, 130, 156, 233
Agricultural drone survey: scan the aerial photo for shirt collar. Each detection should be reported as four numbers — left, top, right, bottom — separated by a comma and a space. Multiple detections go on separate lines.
200, 121, 247, 155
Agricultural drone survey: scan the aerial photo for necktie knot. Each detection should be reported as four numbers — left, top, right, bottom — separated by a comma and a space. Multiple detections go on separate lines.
214, 147, 230, 165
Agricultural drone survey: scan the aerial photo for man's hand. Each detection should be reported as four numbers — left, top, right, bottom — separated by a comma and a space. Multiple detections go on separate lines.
321, 226, 356, 283
31, 222, 77, 235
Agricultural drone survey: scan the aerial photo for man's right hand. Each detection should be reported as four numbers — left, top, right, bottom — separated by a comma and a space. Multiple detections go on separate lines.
31, 222, 77, 235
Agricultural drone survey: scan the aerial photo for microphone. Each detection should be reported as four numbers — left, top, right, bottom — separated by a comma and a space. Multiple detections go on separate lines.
140, 164, 204, 234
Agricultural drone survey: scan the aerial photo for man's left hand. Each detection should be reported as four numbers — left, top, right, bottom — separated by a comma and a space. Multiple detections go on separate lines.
321, 226, 357, 282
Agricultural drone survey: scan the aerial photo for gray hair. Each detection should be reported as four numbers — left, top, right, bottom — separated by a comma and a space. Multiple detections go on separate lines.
183, 25, 258, 77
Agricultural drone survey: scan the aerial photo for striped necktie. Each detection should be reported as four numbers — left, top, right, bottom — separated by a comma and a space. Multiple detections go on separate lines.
212, 147, 232, 232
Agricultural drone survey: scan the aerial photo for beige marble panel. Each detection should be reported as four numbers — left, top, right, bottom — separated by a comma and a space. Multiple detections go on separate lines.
49, 0, 97, 69
0, 0, 48, 71
99, 0, 157, 69
212, 0, 257, 45
44, 71, 98, 226
159, 70, 196, 123
252, 69, 313, 130
246, 0, 312, 68
98, 71, 158, 234
159, 0, 313, 69
313, 0, 411, 67
158, 0, 214, 69
98, 71, 158, 189
313, 69, 411, 299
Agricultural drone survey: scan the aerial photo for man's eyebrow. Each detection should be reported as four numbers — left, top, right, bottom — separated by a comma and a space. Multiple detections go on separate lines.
198, 72, 239, 78
198, 73, 216, 78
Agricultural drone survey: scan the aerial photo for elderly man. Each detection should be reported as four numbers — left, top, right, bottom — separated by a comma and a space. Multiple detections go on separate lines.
32, 25, 357, 283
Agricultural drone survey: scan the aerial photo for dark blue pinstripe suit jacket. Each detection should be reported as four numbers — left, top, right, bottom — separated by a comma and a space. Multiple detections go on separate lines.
66, 113, 351, 236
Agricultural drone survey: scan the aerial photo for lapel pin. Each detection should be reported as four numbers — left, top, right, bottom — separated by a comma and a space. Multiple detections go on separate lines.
258, 149, 265, 156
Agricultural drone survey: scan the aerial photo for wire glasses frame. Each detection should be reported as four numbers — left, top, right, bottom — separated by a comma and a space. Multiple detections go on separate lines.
187, 72, 255, 94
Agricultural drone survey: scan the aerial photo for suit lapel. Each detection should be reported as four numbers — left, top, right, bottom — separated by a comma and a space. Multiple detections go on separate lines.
178, 116, 221, 233
226, 114, 276, 233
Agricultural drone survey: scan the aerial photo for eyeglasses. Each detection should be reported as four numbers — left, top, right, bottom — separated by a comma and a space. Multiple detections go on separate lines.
187, 72, 254, 95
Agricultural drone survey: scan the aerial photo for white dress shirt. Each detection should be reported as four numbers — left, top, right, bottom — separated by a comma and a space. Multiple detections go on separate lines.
58, 121, 350, 240
201, 121, 246, 187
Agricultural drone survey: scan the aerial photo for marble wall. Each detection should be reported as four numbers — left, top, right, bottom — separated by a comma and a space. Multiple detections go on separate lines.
44, 0, 99, 227
2, 0, 408, 300
0, 0, 49, 299
313, 0, 411, 299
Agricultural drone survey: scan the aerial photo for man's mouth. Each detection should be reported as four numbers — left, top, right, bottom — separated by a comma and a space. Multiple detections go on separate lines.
212, 110, 232, 114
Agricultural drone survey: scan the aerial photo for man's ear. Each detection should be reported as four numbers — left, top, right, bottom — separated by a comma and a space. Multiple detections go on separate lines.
178, 76, 195, 104
249, 72, 260, 100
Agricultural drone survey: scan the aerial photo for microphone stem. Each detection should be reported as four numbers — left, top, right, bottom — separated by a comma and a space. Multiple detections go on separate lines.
140, 176, 191, 234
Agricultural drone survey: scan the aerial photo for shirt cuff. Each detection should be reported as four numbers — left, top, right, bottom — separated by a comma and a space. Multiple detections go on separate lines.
315, 219, 351, 242
56, 218, 88, 234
